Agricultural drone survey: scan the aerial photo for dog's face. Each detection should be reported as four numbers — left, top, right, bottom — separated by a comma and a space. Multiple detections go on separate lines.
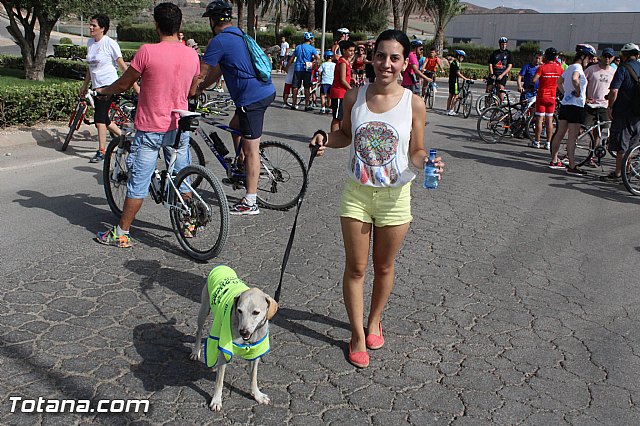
235, 288, 278, 341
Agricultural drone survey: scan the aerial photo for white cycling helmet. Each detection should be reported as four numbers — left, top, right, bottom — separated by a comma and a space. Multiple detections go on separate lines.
621, 43, 640, 54
336, 27, 350, 34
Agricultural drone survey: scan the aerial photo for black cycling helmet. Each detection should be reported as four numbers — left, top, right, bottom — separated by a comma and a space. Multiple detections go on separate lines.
203, 0, 232, 20
544, 47, 558, 61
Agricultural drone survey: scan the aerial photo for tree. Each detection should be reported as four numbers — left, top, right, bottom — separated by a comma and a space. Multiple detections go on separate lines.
260, 0, 288, 44
1, 0, 149, 81
424, 0, 466, 55
362, 0, 400, 29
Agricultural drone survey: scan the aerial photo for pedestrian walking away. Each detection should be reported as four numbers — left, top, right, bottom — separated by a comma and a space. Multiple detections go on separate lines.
309, 29, 444, 369
196, 0, 277, 215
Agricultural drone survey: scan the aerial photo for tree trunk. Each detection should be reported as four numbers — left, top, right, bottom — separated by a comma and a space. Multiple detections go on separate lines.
434, 25, 445, 56
307, 0, 315, 30
401, 9, 410, 33
391, 0, 401, 30
237, 0, 245, 30
274, 10, 281, 45
247, 0, 256, 37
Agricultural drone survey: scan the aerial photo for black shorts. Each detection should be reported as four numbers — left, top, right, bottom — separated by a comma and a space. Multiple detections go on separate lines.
93, 89, 112, 125
558, 104, 586, 124
448, 80, 459, 95
585, 105, 608, 128
235, 92, 275, 140
609, 116, 640, 153
331, 97, 344, 120
489, 74, 508, 87
292, 71, 312, 89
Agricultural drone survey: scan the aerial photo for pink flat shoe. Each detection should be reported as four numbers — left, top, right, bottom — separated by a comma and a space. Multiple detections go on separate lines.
365, 323, 384, 350
348, 342, 369, 368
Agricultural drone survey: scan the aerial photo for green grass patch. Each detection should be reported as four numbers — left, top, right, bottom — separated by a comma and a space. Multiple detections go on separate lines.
461, 62, 521, 74
118, 41, 145, 50
0, 68, 72, 87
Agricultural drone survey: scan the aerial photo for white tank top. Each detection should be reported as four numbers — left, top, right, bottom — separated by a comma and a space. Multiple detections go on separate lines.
348, 86, 415, 187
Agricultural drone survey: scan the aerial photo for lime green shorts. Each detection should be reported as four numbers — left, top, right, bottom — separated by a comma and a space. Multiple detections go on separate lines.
339, 179, 413, 227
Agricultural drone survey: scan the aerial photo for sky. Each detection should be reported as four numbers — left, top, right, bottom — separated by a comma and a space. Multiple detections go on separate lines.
467, 0, 640, 13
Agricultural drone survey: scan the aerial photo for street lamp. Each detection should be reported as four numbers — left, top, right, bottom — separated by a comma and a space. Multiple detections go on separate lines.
320, 0, 327, 54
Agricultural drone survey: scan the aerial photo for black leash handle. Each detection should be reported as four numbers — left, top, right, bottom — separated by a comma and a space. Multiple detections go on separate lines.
274, 144, 320, 302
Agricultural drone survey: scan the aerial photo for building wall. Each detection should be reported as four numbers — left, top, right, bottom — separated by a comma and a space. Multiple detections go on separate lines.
446, 13, 640, 53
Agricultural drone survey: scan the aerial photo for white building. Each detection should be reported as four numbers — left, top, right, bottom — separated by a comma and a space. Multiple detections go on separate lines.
446, 12, 640, 53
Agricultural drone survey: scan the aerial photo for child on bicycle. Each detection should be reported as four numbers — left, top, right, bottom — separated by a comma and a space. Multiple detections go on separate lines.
446, 50, 468, 116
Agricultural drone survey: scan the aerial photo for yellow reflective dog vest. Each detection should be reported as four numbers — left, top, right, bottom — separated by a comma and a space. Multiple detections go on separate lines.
204, 265, 270, 368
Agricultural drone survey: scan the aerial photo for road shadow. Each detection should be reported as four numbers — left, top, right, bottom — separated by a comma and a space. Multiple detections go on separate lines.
547, 176, 640, 205
12, 190, 186, 256
261, 130, 309, 145
131, 319, 253, 404
125, 260, 348, 349
31, 127, 95, 154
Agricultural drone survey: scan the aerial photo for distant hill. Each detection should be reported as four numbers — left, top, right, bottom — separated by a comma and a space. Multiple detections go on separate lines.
461, 2, 539, 14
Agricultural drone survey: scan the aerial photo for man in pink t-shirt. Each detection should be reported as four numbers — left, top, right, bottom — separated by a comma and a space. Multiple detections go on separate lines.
401, 41, 432, 95
94, 2, 200, 248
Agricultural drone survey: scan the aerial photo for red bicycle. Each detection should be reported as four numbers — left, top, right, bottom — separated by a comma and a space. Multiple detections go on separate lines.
61, 91, 136, 152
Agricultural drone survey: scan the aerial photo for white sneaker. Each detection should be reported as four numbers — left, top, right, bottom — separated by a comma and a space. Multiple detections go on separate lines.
448, 110, 457, 116
544, 142, 550, 150
320, 107, 326, 114
530, 141, 541, 149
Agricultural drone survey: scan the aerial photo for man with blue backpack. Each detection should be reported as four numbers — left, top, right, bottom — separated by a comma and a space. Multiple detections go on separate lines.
196, 0, 276, 215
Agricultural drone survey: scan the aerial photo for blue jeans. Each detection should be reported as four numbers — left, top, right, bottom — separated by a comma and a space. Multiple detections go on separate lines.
126, 129, 191, 199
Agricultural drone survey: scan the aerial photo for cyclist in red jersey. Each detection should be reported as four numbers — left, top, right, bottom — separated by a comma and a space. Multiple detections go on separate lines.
352, 44, 367, 86
531, 47, 563, 149
330, 40, 355, 131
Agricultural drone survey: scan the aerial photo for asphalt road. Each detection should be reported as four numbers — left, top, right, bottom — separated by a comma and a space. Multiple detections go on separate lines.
1, 77, 640, 424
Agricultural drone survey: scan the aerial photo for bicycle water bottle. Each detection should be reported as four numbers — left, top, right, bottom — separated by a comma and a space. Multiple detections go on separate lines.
423, 149, 438, 190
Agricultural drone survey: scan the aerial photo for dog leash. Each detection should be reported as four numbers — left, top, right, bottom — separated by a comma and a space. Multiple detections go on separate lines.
274, 144, 320, 303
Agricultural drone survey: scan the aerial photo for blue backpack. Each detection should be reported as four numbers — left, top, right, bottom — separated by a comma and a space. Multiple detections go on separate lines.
230, 30, 272, 82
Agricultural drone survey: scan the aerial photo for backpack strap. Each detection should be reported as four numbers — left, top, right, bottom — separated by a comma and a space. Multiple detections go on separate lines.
223, 29, 258, 80
623, 63, 640, 82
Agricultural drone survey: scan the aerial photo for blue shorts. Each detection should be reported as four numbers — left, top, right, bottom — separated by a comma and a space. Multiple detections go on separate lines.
126, 129, 191, 199
320, 84, 332, 95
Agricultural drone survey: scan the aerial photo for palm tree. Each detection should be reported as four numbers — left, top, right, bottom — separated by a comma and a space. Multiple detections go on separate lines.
261, 0, 288, 43
307, 0, 315, 30
235, 0, 246, 30
424, 0, 466, 55
362, 0, 401, 29
401, 0, 421, 33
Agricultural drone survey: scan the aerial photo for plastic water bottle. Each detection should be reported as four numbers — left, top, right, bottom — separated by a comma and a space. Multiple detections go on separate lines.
424, 149, 438, 190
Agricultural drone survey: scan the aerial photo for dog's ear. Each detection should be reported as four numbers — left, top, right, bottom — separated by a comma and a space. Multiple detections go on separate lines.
265, 295, 278, 320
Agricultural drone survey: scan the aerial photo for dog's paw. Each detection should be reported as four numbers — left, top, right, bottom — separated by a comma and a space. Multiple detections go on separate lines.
209, 397, 222, 412
190, 347, 202, 362
251, 390, 271, 405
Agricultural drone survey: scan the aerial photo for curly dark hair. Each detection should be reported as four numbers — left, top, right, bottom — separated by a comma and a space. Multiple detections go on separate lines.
154, 2, 183, 36
90, 13, 110, 34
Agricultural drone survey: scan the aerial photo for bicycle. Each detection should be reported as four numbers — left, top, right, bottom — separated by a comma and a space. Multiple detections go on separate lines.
61, 90, 136, 151
188, 109, 308, 210
476, 78, 515, 115
423, 80, 437, 109
622, 142, 640, 195
564, 108, 613, 168
454, 79, 474, 118
477, 90, 532, 143
103, 110, 229, 261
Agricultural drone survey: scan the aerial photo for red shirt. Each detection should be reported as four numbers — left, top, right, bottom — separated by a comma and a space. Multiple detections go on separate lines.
330, 57, 352, 99
535, 62, 563, 100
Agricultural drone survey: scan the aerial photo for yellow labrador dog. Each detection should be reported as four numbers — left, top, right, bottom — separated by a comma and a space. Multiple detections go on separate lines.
190, 265, 278, 411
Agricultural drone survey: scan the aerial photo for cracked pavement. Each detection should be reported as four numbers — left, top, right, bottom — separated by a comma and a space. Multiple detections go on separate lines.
2, 80, 640, 424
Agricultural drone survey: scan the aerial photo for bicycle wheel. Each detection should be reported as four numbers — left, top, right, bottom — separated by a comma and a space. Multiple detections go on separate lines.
476, 93, 496, 115
170, 165, 229, 261
574, 127, 594, 167
103, 136, 131, 217
427, 86, 435, 109
526, 114, 559, 143
256, 141, 308, 210
463, 91, 473, 119
622, 143, 640, 195
61, 103, 85, 151
477, 107, 508, 143
188, 137, 206, 188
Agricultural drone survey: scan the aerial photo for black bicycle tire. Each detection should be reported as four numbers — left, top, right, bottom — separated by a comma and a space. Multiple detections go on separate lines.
256, 141, 308, 210
622, 143, 640, 195
189, 137, 206, 188
526, 114, 559, 144
463, 91, 473, 118
574, 127, 595, 167
170, 165, 229, 261
61, 103, 84, 151
477, 107, 505, 143
103, 136, 131, 218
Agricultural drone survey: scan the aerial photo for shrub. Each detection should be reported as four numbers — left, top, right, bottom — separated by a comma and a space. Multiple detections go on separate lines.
0, 81, 82, 127
117, 23, 212, 47
53, 44, 87, 59
59, 37, 74, 45
0, 55, 89, 79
